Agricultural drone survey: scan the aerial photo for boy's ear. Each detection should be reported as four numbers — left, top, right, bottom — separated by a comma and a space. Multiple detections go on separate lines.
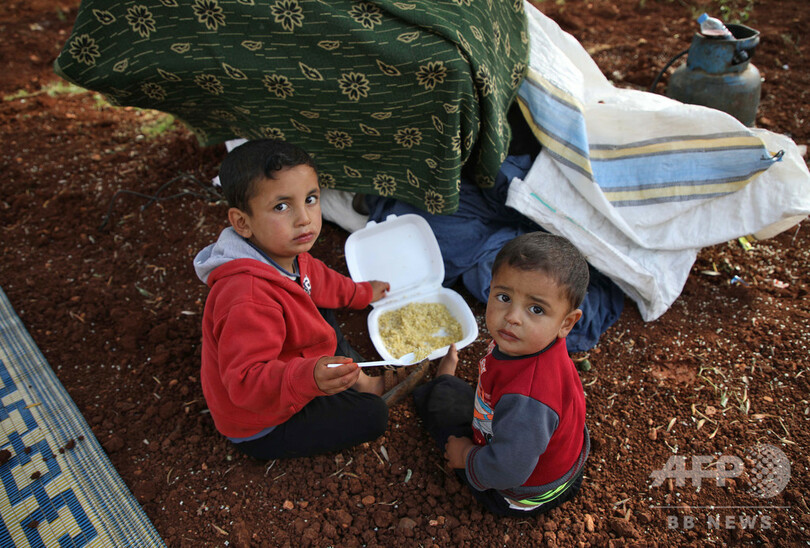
228, 207, 253, 239
557, 308, 583, 339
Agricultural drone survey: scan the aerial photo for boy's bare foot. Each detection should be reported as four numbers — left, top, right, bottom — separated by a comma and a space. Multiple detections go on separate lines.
353, 371, 384, 396
436, 344, 458, 377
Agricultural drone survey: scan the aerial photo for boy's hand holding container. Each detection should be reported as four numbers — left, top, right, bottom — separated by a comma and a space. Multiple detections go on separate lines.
368, 280, 390, 302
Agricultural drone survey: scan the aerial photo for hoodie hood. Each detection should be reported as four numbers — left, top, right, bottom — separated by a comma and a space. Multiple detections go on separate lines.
194, 227, 268, 284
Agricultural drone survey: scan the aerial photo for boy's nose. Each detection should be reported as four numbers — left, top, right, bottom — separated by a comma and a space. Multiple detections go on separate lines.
504, 308, 520, 326
295, 208, 311, 226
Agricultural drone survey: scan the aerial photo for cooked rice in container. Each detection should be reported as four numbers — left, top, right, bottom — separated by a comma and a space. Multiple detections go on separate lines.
378, 302, 463, 361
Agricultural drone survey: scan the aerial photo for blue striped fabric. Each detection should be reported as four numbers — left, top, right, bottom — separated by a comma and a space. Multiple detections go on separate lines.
516, 68, 780, 208
516, 69, 592, 181
0, 287, 165, 548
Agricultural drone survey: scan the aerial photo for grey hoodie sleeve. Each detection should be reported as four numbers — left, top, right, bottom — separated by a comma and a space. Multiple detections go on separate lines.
465, 393, 558, 491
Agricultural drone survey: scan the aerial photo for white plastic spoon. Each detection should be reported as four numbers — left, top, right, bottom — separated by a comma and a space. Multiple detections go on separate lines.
327, 352, 418, 368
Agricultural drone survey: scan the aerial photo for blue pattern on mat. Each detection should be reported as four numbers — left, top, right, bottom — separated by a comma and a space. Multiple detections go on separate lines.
0, 286, 165, 547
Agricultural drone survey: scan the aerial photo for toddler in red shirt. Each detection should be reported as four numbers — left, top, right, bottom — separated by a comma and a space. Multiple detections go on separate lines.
414, 232, 590, 516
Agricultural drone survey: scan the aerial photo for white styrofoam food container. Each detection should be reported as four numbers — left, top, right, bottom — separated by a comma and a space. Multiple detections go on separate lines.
345, 214, 479, 362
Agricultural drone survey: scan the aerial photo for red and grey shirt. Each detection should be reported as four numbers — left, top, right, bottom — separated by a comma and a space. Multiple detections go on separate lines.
467, 338, 589, 504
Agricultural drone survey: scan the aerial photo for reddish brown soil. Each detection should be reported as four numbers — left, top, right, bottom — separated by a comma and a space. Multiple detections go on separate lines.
2, 1, 809, 546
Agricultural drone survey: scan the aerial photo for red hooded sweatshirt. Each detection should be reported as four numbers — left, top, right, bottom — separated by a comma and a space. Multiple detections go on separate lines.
199, 251, 372, 438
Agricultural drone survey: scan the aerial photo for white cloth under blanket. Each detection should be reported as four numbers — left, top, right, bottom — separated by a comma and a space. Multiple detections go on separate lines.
508, 2, 810, 321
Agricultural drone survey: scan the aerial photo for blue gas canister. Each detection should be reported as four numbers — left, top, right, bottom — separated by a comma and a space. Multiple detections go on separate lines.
666, 15, 761, 127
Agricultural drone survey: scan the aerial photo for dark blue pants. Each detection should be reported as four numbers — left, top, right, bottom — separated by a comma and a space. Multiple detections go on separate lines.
234, 388, 388, 459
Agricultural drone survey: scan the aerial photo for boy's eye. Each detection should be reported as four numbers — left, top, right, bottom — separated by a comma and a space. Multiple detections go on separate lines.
274, 203, 289, 212
305, 195, 319, 205
529, 305, 545, 316
495, 293, 510, 303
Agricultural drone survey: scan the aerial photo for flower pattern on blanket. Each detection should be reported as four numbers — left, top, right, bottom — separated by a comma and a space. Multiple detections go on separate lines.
54, 0, 529, 215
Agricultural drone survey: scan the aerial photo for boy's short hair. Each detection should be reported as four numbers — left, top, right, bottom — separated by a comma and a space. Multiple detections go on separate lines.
218, 139, 317, 213
492, 232, 589, 310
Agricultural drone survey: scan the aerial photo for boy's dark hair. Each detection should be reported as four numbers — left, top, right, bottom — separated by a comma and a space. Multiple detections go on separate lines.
492, 232, 590, 311
218, 139, 317, 213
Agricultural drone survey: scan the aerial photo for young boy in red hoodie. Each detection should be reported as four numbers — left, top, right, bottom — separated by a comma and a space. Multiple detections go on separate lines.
414, 232, 590, 516
194, 139, 422, 459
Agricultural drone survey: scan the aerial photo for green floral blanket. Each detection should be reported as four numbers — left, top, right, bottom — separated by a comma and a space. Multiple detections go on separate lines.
54, 0, 528, 214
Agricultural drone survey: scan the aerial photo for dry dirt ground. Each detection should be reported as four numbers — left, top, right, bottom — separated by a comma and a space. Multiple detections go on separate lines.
2, 0, 809, 546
